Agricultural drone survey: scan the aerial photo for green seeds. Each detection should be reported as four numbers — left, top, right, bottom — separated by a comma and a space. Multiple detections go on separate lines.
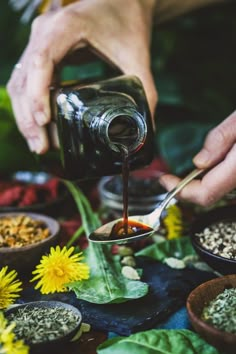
201, 288, 236, 334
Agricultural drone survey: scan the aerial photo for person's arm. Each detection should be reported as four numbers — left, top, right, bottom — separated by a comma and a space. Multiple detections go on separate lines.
7, 0, 157, 154
156, 0, 236, 207
7, 0, 229, 155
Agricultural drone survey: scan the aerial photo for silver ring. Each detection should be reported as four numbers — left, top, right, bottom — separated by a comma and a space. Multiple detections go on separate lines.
14, 63, 22, 70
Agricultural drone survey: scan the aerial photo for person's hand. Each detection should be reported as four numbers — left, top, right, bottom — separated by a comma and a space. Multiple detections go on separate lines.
7, 0, 157, 154
160, 110, 236, 206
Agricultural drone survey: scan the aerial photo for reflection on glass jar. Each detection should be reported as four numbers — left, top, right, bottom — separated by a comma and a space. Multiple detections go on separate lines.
98, 171, 176, 219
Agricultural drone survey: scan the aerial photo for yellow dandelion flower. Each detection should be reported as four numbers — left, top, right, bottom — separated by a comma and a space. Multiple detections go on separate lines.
0, 267, 22, 310
0, 340, 29, 354
163, 204, 183, 240
30, 246, 90, 294
0, 311, 29, 354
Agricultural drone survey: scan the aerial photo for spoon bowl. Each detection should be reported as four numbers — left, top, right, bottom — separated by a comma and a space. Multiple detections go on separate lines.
89, 168, 203, 244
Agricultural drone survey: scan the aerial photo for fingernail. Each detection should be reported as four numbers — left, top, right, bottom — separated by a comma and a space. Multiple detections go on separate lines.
33, 137, 44, 154
194, 149, 210, 165
27, 139, 36, 152
34, 111, 48, 126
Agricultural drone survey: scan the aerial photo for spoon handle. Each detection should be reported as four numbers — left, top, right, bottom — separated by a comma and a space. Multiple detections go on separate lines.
151, 168, 204, 230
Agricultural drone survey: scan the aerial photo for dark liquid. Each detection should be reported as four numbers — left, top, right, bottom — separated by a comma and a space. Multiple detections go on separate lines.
110, 219, 153, 240
122, 147, 129, 235
110, 145, 152, 240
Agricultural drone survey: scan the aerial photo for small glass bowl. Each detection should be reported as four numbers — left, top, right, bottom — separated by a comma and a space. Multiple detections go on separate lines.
98, 170, 174, 218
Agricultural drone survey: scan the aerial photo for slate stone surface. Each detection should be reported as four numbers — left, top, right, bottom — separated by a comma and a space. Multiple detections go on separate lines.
21, 257, 216, 336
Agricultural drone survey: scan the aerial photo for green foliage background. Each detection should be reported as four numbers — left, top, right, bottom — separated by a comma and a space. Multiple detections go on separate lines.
0, 1, 235, 175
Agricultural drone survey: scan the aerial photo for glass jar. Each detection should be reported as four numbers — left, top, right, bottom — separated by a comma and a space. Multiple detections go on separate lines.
98, 169, 176, 218
40, 75, 154, 181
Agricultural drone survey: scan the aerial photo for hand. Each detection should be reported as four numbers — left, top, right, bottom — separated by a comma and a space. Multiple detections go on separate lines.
7, 0, 157, 154
160, 110, 236, 206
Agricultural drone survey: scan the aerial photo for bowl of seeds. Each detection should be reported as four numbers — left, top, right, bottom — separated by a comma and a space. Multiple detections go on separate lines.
190, 205, 236, 275
4, 300, 82, 352
187, 274, 236, 354
0, 212, 60, 273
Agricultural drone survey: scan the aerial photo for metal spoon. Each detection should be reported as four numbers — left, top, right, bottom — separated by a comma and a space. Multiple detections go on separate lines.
89, 168, 204, 244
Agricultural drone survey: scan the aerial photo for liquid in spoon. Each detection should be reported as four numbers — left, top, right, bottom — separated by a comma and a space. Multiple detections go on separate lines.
110, 219, 153, 241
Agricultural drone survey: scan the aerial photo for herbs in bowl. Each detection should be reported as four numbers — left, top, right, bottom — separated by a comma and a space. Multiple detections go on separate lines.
187, 274, 236, 354
5, 301, 82, 351
0, 212, 60, 273
201, 287, 236, 334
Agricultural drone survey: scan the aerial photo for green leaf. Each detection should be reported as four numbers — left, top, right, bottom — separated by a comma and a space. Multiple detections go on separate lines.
97, 329, 220, 354
64, 181, 148, 304
0, 86, 14, 116
63, 181, 99, 236
135, 236, 196, 262
67, 243, 148, 304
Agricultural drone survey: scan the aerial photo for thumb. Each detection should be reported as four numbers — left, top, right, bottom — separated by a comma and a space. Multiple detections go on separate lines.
193, 111, 236, 168
138, 69, 158, 123
123, 64, 158, 125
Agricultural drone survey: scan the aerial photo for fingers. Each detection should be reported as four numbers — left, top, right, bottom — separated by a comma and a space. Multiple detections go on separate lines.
83, 0, 158, 122
7, 55, 51, 153
160, 142, 236, 206
11, 92, 49, 153
160, 111, 236, 206
7, 34, 51, 153
193, 110, 236, 168
7, 10, 80, 154
7, 0, 158, 154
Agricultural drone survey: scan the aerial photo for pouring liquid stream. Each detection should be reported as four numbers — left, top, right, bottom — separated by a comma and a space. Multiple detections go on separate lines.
110, 145, 153, 241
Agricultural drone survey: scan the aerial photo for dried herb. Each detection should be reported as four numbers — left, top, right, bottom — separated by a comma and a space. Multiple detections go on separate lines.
0, 214, 50, 248
195, 221, 236, 260
201, 288, 236, 334
6, 305, 80, 344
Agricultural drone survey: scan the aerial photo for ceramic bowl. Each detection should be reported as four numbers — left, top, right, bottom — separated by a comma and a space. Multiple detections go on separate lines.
187, 274, 236, 354
190, 205, 236, 275
0, 212, 60, 274
5, 301, 82, 353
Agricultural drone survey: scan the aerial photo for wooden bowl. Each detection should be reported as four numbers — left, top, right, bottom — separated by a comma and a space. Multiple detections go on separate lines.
187, 275, 236, 353
0, 212, 60, 274
190, 205, 236, 275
